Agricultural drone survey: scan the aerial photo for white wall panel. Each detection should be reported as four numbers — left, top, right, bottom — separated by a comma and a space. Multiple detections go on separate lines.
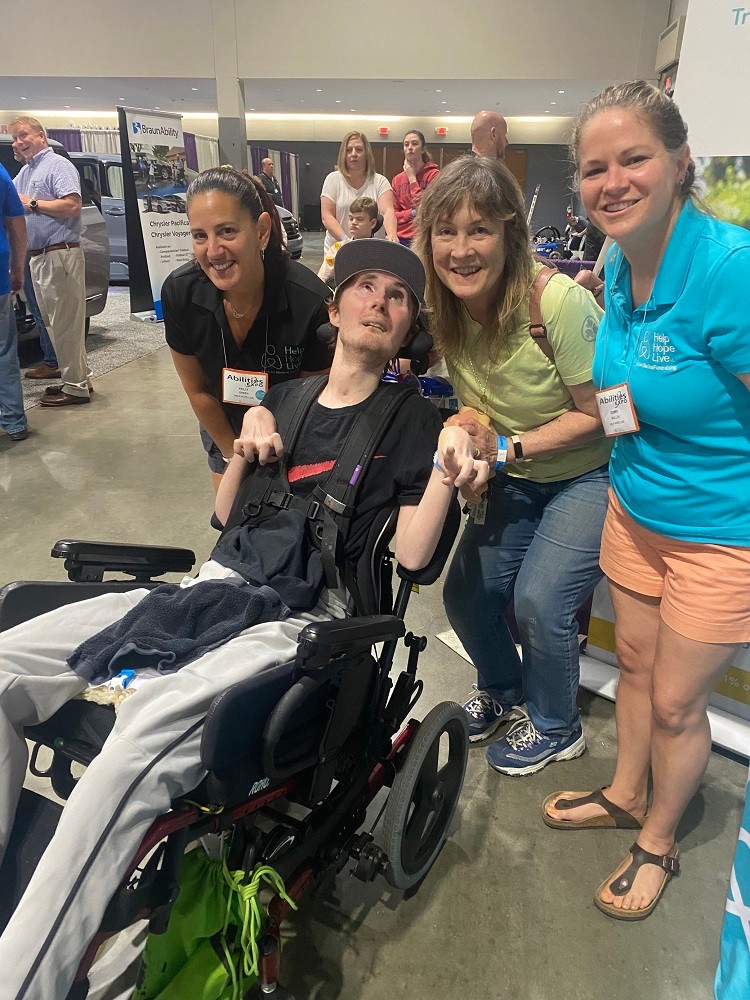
237, 0, 671, 81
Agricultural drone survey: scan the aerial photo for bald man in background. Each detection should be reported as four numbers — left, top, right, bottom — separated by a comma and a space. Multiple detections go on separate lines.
259, 157, 284, 207
470, 111, 508, 160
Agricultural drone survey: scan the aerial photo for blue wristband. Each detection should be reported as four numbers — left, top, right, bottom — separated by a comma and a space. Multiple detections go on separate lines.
495, 435, 508, 473
433, 449, 443, 472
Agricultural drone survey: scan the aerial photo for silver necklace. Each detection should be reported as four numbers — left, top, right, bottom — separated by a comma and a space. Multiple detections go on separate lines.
225, 299, 253, 320
466, 353, 491, 406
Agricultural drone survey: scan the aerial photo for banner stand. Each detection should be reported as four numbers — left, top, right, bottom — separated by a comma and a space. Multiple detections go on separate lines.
579, 659, 749, 760
117, 107, 195, 322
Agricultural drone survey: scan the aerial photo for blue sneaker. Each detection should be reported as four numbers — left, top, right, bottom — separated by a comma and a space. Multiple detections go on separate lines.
461, 686, 526, 743
485, 718, 586, 776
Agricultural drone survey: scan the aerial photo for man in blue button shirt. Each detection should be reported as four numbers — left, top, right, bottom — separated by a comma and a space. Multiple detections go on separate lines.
0, 162, 28, 441
11, 117, 91, 407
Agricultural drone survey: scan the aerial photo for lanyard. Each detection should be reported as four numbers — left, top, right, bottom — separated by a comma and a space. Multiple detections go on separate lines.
220, 316, 270, 372
596, 253, 653, 391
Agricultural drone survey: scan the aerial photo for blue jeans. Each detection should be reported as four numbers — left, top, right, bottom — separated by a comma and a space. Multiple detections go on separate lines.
0, 293, 27, 435
24, 258, 57, 370
443, 464, 610, 738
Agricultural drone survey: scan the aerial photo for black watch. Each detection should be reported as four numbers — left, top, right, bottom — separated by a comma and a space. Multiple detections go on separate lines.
510, 434, 524, 461
28, 199, 39, 214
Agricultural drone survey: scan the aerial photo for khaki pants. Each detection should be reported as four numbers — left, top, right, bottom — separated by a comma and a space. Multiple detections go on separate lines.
30, 246, 91, 397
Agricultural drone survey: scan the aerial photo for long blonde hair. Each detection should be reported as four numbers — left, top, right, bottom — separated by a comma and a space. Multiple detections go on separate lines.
336, 131, 376, 181
413, 156, 533, 361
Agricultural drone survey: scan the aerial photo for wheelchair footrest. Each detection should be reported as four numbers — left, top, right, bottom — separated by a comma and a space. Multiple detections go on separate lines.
0, 789, 63, 934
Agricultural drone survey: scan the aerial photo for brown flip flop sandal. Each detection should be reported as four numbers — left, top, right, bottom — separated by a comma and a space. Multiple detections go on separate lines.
542, 787, 644, 830
594, 843, 680, 921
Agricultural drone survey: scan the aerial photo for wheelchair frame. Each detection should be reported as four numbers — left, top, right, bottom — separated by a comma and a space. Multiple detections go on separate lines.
0, 500, 467, 999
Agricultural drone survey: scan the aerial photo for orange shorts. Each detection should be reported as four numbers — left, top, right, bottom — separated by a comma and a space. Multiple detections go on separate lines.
600, 490, 750, 644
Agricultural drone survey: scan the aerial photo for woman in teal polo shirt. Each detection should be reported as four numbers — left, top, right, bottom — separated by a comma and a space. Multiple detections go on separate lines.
544, 82, 750, 932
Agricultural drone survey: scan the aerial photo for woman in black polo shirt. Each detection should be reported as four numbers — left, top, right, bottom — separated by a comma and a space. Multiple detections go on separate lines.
162, 168, 331, 490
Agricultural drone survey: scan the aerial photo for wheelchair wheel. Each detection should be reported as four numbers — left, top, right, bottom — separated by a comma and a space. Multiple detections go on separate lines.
381, 701, 468, 891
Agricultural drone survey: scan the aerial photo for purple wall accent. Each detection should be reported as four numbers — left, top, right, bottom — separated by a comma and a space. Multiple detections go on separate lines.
552, 259, 595, 276
249, 146, 267, 176
183, 132, 199, 173
48, 129, 82, 152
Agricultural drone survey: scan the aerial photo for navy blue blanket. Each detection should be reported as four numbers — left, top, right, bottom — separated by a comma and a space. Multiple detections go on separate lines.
68, 580, 289, 684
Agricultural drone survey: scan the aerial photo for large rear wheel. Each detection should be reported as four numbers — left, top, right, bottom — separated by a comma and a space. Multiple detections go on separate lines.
381, 702, 468, 890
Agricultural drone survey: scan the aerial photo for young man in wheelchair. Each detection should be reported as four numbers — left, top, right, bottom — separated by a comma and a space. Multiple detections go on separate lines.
0, 240, 488, 998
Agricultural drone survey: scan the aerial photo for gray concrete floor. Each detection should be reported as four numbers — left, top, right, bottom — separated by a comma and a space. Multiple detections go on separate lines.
1, 260, 746, 999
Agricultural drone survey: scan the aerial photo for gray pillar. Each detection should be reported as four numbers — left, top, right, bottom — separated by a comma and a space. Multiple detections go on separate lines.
212, 0, 247, 170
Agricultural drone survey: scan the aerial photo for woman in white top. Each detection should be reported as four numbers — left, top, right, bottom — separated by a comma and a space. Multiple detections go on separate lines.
319, 131, 398, 276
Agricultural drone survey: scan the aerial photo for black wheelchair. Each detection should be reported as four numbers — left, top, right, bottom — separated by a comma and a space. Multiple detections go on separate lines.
0, 497, 467, 999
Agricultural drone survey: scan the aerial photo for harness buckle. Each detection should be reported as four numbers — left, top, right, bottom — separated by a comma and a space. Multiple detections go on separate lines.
268, 490, 293, 511
306, 500, 321, 520
322, 494, 348, 516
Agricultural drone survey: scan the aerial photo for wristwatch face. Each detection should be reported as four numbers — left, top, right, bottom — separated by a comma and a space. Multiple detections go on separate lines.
29, 199, 38, 211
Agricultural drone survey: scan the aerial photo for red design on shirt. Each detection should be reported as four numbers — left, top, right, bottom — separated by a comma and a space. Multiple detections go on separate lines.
288, 455, 386, 484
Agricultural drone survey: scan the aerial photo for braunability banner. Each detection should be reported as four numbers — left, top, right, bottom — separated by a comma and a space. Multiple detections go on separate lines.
118, 108, 194, 320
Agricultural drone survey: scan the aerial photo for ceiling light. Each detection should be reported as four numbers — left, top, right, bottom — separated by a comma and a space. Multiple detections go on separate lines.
249, 108, 256, 112
559, 90, 565, 94
441, 101, 447, 104
192, 87, 198, 91
118, 97, 125, 101
154, 106, 160, 110
551, 101, 557, 105
20, 97, 27, 101
545, 110, 550, 114
316, 89, 322, 92
350, 109, 356, 112
64, 105, 70, 109
75, 86, 82, 91
300, 99, 305, 103
436, 89, 442, 93
335, 99, 341, 103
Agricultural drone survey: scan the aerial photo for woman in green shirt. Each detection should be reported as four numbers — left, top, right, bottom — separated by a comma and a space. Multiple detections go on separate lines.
414, 156, 610, 776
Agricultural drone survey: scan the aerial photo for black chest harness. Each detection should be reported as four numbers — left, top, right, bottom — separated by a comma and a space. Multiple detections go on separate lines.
221, 376, 418, 612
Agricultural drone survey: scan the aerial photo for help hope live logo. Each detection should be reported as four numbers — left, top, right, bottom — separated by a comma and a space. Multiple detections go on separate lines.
636, 330, 678, 372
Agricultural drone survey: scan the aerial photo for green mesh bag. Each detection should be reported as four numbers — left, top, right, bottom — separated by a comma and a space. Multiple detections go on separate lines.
132, 846, 296, 1000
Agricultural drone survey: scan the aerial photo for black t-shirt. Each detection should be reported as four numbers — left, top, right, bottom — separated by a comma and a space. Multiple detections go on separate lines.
162, 257, 332, 434
212, 381, 442, 607
264, 381, 442, 564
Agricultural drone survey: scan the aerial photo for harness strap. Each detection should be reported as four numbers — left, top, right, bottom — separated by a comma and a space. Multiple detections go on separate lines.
528, 264, 559, 362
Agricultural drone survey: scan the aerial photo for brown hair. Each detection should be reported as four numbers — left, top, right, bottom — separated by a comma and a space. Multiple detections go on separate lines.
336, 131, 376, 181
413, 155, 533, 361
186, 167, 287, 262
570, 80, 698, 201
404, 129, 431, 165
349, 196, 378, 220
8, 116, 46, 138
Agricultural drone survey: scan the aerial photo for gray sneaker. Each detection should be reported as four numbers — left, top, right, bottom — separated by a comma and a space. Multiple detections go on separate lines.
461, 686, 526, 742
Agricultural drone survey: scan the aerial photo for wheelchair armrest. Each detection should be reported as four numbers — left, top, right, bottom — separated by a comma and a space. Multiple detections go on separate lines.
296, 615, 405, 671
51, 540, 196, 583
396, 494, 461, 587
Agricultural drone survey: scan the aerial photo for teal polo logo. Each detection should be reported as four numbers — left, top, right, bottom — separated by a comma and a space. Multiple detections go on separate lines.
132, 121, 142, 134
638, 330, 652, 362
636, 330, 677, 371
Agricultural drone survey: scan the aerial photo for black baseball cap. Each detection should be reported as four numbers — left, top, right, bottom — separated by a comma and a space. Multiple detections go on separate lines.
333, 239, 425, 306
